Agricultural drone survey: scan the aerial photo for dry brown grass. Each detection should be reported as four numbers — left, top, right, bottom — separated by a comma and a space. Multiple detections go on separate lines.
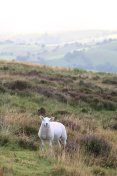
0, 112, 117, 175
37, 146, 93, 176
0, 59, 70, 71
0, 168, 3, 176
96, 129, 117, 146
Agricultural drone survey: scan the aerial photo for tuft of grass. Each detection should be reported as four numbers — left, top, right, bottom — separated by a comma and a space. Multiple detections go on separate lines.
50, 166, 80, 176
92, 166, 106, 176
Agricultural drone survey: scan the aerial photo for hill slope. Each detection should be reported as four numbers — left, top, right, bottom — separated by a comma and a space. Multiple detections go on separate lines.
0, 60, 117, 176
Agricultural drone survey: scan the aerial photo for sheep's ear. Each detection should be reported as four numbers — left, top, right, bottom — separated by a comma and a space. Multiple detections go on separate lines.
50, 117, 55, 121
40, 115, 44, 120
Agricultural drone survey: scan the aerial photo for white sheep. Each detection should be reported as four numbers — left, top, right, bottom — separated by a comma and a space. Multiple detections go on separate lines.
38, 115, 67, 152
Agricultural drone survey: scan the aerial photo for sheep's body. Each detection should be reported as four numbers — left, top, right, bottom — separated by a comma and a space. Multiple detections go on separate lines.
38, 120, 67, 151
39, 122, 67, 141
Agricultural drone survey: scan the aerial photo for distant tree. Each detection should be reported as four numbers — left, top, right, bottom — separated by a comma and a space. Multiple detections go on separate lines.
41, 44, 45, 48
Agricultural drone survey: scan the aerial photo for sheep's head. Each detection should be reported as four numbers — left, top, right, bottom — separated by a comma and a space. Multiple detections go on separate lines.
40, 116, 55, 127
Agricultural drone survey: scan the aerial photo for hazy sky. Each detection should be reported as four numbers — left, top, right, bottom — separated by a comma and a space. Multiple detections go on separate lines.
0, 0, 117, 34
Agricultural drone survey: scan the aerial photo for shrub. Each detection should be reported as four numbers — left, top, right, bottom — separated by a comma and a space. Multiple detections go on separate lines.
79, 80, 85, 86
81, 108, 88, 113
39, 79, 50, 84
6, 80, 31, 91
15, 125, 38, 136
103, 101, 116, 111
59, 120, 80, 131
110, 122, 117, 130
23, 126, 38, 136
18, 136, 39, 150
91, 101, 116, 111
79, 135, 112, 157
0, 85, 6, 93
102, 79, 117, 85
53, 110, 70, 116
37, 107, 46, 115
0, 134, 10, 146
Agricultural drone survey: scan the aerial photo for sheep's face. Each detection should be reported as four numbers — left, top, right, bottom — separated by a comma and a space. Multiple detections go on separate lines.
42, 117, 50, 127
40, 116, 55, 127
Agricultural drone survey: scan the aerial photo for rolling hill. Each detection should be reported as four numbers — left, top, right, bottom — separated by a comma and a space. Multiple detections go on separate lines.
46, 39, 117, 73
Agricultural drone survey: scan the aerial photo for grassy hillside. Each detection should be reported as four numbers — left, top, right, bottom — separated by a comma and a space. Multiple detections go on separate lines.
0, 60, 117, 176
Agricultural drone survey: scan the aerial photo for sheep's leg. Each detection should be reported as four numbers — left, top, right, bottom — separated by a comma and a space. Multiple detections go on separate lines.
63, 139, 66, 149
49, 140, 53, 152
41, 139, 44, 152
57, 140, 61, 148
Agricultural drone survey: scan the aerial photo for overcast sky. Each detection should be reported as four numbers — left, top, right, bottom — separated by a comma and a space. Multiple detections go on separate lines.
0, 0, 117, 34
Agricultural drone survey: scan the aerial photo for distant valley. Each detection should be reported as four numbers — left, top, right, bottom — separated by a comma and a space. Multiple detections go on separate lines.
0, 30, 117, 73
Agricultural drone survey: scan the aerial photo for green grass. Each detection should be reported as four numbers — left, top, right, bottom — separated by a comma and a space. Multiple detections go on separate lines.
0, 146, 54, 176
